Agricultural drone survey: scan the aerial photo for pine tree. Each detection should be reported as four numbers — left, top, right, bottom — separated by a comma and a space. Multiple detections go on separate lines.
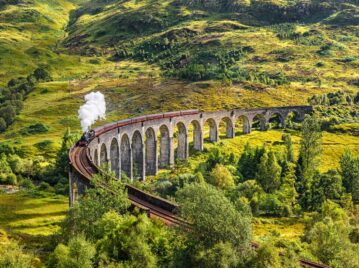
282, 133, 294, 163
256, 150, 282, 193
340, 149, 359, 202
296, 115, 322, 210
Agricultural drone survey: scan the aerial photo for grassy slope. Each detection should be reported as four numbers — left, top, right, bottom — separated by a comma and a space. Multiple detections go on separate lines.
0, 0, 357, 258
0, 191, 68, 236
0, 0, 357, 157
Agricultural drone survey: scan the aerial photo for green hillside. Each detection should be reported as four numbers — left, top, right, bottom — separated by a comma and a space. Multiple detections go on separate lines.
0, 0, 358, 156
0, 1, 358, 267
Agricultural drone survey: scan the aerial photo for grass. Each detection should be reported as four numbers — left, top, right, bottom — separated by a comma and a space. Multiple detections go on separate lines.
253, 216, 305, 243
0, 191, 68, 237
183, 129, 359, 173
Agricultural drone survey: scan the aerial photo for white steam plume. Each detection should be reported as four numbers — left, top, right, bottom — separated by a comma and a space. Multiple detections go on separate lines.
78, 91, 106, 132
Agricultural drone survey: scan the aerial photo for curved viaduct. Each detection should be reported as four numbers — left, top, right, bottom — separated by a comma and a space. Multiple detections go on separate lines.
86, 105, 311, 182
68, 105, 332, 268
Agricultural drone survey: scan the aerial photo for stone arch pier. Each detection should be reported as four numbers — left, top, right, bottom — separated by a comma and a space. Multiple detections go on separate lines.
88, 106, 312, 181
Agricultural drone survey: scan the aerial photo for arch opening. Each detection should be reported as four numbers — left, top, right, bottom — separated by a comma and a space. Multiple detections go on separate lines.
285, 111, 302, 129
158, 125, 170, 168
145, 128, 157, 176
268, 113, 284, 129
100, 143, 108, 167
219, 117, 234, 138
176, 122, 188, 160
120, 134, 131, 179
204, 118, 218, 142
93, 149, 98, 166
132, 131, 144, 179
252, 114, 267, 131
236, 115, 251, 135
110, 138, 120, 178
188, 120, 202, 153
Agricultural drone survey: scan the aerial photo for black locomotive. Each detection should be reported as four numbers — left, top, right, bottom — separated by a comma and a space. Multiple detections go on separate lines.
77, 130, 95, 147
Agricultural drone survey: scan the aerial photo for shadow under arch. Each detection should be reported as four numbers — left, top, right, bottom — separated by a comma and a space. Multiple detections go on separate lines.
110, 138, 120, 178
145, 127, 157, 176
132, 131, 144, 180
120, 134, 131, 179
158, 125, 170, 168
176, 122, 187, 160
236, 115, 251, 135
204, 118, 218, 142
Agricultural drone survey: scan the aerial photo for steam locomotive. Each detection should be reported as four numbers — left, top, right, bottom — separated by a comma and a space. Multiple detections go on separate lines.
77, 130, 95, 147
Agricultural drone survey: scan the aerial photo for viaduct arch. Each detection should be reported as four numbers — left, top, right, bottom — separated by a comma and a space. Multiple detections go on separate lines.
85, 106, 311, 181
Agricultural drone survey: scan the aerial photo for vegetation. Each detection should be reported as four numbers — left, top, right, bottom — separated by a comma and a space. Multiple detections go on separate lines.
0, 0, 358, 267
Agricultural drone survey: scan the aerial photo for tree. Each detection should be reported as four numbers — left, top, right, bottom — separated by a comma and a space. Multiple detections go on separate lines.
238, 143, 264, 180
33, 67, 52, 82
61, 172, 130, 240
176, 183, 252, 262
304, 200, 359, 267
194, 242, 240, 268
55, 129, 80, 177
96, 211, 174, 267
307, 217, 350, 265
0, 105, 16, 126
282, 134, 294, 163
296, 115, 322, 210
0, 241, 33, 268
309, 170, 344, 210
256, 150, 282, 193
50, 235, 95, 268
296, 115, 322, 180
340, 149, 359, 202
277, 163, 298, 216
0, 118, 6, 132
208, 164, 235, 189
254, 241, 280, 268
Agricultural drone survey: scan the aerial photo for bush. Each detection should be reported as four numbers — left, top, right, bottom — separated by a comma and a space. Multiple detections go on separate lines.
0, 105, 16, 126
33, 68, 52, 82
38, 182, 54, 192
0, 241, 33, 268
208, 164, 235, 189
0, 173, 17, 185
19, 178, 35, 189
20, 123, 49, 136
0, 118, 6, 132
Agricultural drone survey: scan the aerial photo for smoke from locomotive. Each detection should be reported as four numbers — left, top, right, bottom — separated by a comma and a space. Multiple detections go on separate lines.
78, 92, 106, 132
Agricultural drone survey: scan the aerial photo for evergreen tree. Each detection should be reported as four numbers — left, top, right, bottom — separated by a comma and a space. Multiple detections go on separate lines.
282, 134, 294, 163
55, 129, 80, 177
238, 143, 264, 180
256, 150, 282, 193
340, 149, 359, 202
296, 115, 322, 210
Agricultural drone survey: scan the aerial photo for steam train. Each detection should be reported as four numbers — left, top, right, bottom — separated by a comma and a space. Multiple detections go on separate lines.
77, 110, 199, 147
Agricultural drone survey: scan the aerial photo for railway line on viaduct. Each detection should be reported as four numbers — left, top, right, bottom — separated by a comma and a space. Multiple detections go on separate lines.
68, 105, 330, 268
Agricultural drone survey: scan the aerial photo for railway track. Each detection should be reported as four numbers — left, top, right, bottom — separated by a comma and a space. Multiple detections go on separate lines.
69, 145, 330, 268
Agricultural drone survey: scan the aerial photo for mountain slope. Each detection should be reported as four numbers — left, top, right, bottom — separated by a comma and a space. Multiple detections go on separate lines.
63, 0, 358, 92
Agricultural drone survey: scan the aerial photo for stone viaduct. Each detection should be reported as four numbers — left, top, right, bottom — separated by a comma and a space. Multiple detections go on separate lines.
86, 106, 312, 180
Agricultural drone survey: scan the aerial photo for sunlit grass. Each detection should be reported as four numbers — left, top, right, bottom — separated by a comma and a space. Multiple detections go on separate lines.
0, 192, 68, 236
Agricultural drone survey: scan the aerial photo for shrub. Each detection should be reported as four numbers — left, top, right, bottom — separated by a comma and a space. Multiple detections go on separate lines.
33, 68, 52, 82
0, 118, 6, 132
208, 164, 235, 189
20, 123, 49, 136
6, 173, 17, 185
19, 178, 35, 189
0, 241, 33, 268
38, 182, 54, 192
0, 105, 16, 126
